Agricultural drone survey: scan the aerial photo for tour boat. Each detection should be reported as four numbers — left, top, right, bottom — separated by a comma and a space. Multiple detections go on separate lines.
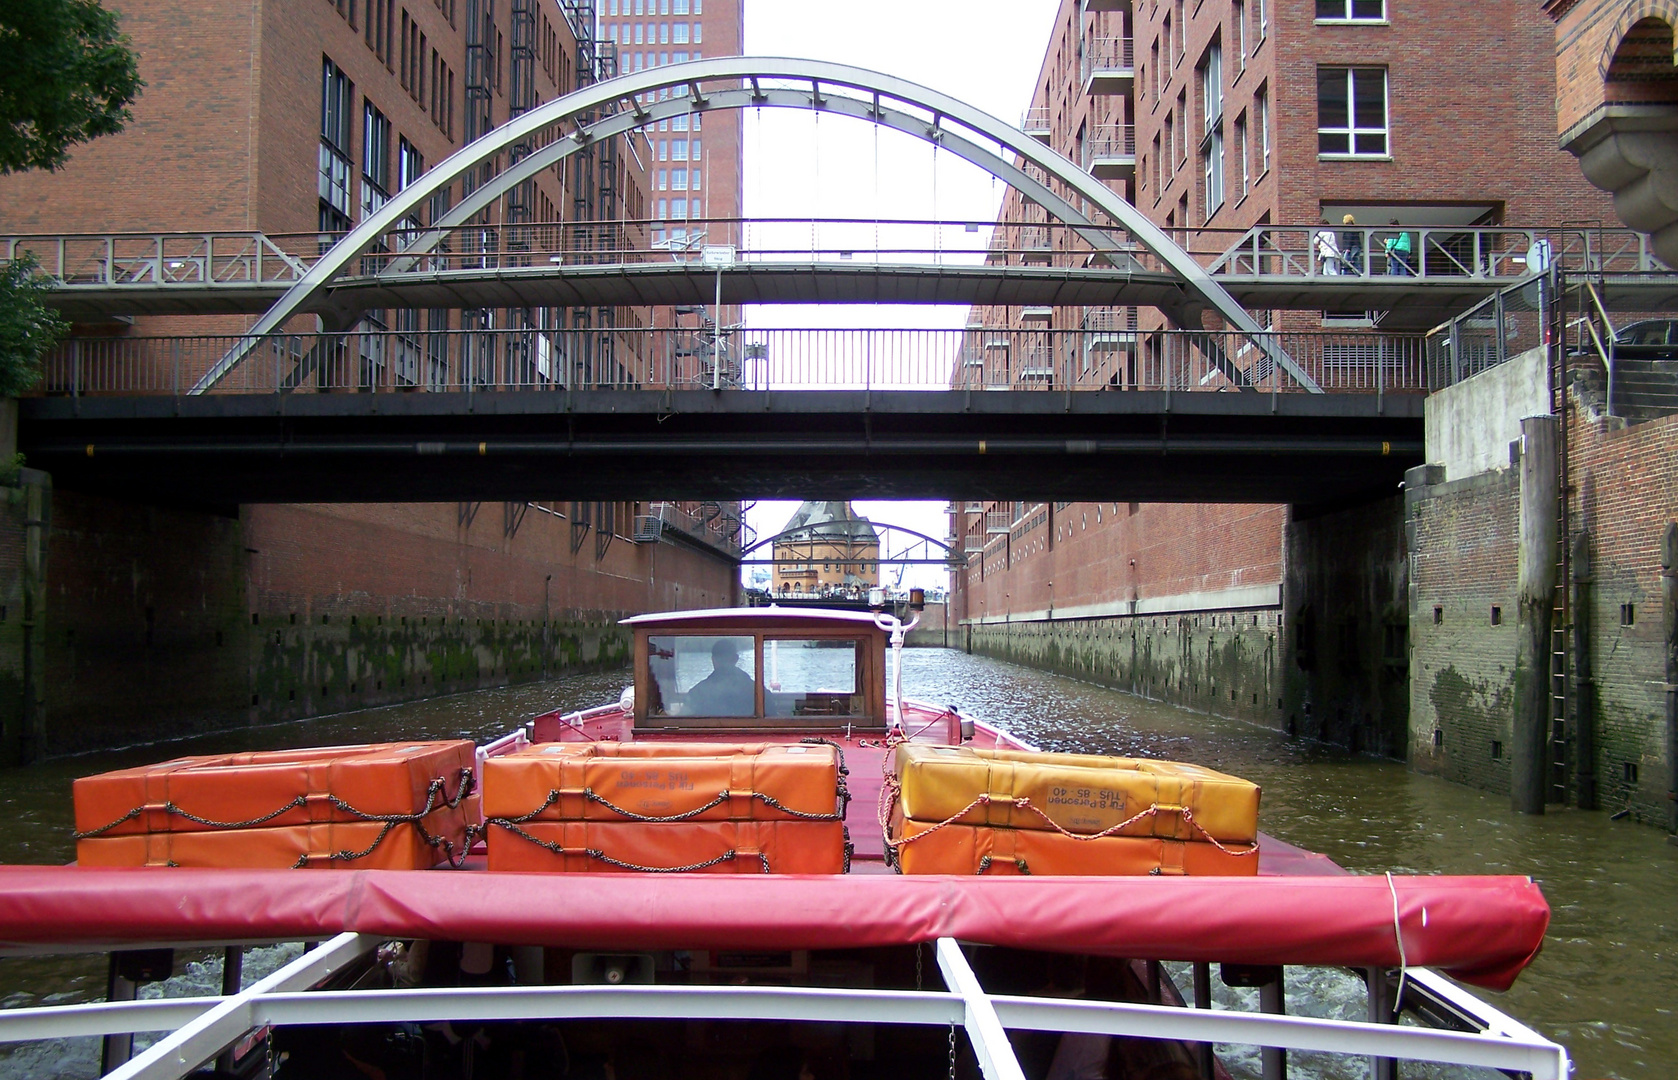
0, 606, 1569, 1080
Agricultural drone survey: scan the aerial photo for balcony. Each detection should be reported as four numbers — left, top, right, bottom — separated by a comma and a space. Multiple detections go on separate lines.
1019, 224, 1054, 264
1020, 107, 1053, 143
1084, 307, 1138, 352
1081, 0, 1131, 11
1020, 305, 1053, 322
1081, 37, 1135, 96
986, 511, 1010, 535
965, 534, 989, 554
1083, 125, 1136, 181
964, 501, 985, 513
1017, 348, 1056, 381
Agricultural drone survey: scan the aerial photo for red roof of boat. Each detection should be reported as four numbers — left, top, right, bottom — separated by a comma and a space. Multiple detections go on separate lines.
0, 867, 1546, 990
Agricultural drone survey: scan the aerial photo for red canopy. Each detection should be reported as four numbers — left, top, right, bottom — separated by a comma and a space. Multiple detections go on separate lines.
0, 866, 1546, 990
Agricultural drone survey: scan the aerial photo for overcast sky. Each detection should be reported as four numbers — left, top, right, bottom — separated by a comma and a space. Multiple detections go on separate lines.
736, 2, 1061, 588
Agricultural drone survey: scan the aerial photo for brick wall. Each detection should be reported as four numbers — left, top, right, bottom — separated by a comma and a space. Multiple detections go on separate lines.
30, 494, 737, 756
1549, 0, 1678, 137
1566, 393, 1678, 822
1408, 467, 1521, 793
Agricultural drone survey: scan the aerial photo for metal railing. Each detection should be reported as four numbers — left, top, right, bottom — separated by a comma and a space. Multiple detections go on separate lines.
0, 933, 1569, 1080
1207, 224, 1667, 280
1083, 125, 1137, 168
1019, 107, 1052, 138
1081, 36, 1135, 86
36, 327, 1449, 396
5, 221, 1663, 288
633, 500, 752, 557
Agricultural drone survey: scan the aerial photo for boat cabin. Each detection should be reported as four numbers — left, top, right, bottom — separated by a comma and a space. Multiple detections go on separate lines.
625, 608, 889, 733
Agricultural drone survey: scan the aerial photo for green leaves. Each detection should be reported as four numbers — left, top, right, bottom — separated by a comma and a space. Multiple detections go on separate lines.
0, 256, 68, 396
0, 0, 143, 175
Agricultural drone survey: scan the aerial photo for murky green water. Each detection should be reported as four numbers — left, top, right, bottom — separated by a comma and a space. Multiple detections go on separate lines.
0, 650, 1672, 1078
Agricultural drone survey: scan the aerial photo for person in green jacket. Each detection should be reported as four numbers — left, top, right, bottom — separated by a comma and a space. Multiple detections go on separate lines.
1383, 220, 1413, 275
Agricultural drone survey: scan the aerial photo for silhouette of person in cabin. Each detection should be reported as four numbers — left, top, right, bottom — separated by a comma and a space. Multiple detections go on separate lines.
686, 638, 756, 716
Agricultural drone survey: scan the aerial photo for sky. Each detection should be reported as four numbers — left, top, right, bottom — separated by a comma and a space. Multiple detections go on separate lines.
736, 1, 1062, 588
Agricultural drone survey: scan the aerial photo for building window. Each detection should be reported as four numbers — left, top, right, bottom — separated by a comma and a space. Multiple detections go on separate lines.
1255, 86, 1270, 173
1317, 0, 1384, 19
319, 59, 355, 233
1317, 66, 1388, 157
1200, 43, 1224, 216
398, 137, 424, 190
674, 0, 687, 11
673, 23, 688, 43
361, 101, 391, 220
1235, 113, 1249, 197
690, 166, 700, 190
1255, 0, 1267, 39
672, 168, 687, 190
672, 138, 688, 160
693, 22, 702, 43
1234, 0, 1246, 68
657, 168, 667, 189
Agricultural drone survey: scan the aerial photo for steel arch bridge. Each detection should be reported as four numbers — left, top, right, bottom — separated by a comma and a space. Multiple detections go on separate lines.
739, 521, 960, 568
194, 56, 1318, 394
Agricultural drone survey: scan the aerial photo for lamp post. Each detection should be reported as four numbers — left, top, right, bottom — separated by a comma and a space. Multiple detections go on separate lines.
701, 244, 735, 389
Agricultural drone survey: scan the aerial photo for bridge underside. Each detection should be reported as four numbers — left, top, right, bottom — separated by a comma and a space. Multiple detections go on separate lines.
22, 391, 1421, 508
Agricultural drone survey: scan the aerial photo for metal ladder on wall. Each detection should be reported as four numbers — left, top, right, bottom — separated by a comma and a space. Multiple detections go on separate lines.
1547, 270, 1572, 804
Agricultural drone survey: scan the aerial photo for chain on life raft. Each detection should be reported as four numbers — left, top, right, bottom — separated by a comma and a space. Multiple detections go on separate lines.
72, 768, 479, 869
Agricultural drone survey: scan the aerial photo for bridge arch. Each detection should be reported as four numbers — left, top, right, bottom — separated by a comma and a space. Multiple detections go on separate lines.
194, 57, 1314, 393
739, 521, 955, 560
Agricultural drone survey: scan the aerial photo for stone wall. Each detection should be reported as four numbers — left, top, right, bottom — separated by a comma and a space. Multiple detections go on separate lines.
10, 492, 738, 760
963, 607, 1283, 727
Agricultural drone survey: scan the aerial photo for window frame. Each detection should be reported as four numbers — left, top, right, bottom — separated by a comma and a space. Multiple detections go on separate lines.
1316, 65, 1390, 159
1315, 0, 1386, 22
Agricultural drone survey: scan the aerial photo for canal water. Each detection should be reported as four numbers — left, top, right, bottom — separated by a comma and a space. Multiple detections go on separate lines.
0, 648, 1672, 1079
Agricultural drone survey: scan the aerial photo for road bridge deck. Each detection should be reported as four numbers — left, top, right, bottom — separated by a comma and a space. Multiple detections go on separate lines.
20, 389, 1421, 508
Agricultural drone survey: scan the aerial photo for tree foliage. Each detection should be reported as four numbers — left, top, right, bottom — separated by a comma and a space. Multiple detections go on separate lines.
0, 256, 68, 396
0, 0, 142, 174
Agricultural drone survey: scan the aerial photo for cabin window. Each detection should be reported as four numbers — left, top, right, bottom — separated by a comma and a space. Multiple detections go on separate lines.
647, 635, 757, 717
763, 638, 863, 718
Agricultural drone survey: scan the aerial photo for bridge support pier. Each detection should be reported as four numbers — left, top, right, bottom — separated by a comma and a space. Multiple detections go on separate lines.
1512, 415, 1559, 815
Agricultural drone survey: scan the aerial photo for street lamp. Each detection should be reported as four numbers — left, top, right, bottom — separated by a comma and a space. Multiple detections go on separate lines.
701, 243, 735, 389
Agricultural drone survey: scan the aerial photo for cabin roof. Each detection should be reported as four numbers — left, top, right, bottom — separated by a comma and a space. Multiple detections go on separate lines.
621, 607, 887, 632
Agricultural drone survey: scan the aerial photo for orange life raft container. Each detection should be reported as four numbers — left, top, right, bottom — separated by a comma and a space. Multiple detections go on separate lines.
73, 741, 479, 870
886, 745, 1260, 876
482, 741, 848, 873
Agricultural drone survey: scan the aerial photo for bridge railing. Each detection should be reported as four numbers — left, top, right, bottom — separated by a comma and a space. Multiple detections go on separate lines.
6, 221, 1663, 288
2, 231, 318, 286
35, 327, 1440, 396
1203, 224, 1666, 278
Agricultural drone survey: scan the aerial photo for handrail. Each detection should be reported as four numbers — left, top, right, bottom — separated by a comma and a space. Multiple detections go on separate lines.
0, 940, 1569, 1080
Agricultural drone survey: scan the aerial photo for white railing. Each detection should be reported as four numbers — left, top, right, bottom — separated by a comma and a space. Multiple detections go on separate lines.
0, 934, 1569, 1080
1081, 36, 1135, 86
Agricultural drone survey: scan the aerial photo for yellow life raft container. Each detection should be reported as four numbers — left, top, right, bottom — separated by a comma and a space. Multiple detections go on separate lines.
886, 745, 1260, 876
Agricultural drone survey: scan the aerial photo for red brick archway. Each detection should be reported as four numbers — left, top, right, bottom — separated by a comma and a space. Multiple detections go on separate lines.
1599, 2, 1678, 80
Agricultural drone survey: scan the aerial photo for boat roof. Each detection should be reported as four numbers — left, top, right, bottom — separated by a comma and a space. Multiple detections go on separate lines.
621, 607, 888, 631
0, 867, 1547, 991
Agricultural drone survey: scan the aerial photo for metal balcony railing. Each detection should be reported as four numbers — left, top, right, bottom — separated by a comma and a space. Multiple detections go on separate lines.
986, 511, 1011, 535
1083, 126, 1137, 176
1020, 106, 1053, 139
1081, 36, 1135, 89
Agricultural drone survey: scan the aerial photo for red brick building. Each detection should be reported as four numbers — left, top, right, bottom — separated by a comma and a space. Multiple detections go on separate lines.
0, 0, 748, 758
1545, 0, 1678, 267
953, 0, 1616, 746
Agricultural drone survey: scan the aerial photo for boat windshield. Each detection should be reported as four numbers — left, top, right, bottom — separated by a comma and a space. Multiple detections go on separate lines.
645, 634, 866, 723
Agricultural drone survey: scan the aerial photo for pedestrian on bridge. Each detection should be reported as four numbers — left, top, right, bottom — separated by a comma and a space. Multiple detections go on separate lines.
1384, 220, 1413, 275
1315, 220, 1341, 276
1340, 214, 1364, 274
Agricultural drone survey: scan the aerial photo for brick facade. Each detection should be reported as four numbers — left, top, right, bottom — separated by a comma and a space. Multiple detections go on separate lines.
0, 0, 747, 757
953, 0, 1616, 760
